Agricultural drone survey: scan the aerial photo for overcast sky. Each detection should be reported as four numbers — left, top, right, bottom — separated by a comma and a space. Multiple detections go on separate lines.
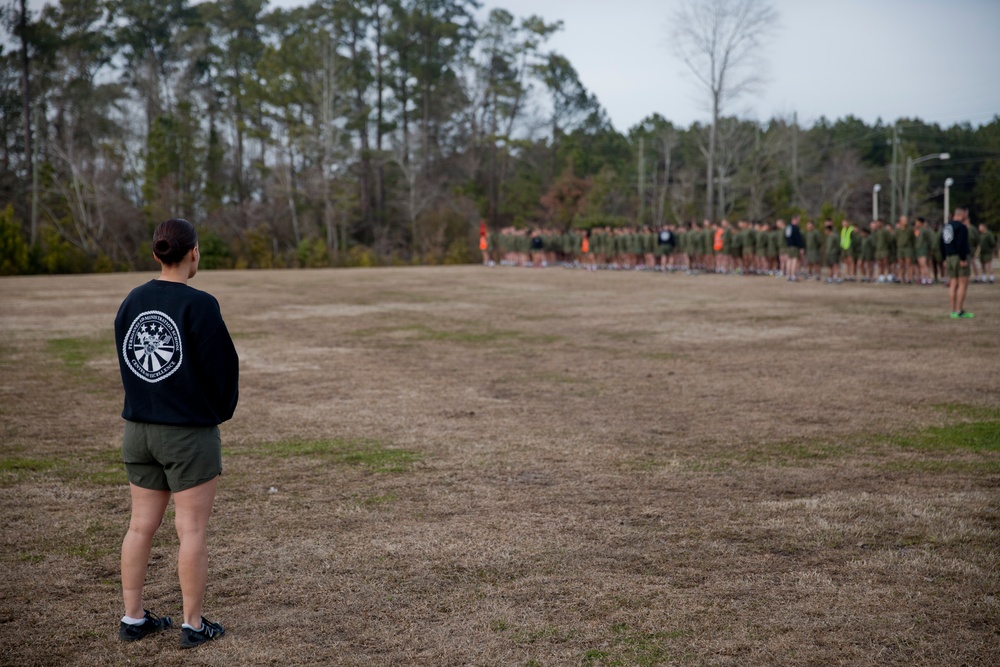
469, 0, 1000, 133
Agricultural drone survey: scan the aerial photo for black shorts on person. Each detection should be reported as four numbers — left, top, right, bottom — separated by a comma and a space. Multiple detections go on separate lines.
123, 421, 222, 492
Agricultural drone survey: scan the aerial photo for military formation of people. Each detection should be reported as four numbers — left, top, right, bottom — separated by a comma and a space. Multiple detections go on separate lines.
480, 215, 997, 286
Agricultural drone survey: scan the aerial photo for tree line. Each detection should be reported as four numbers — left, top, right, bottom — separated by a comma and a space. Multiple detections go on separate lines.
1, 0, 999, 275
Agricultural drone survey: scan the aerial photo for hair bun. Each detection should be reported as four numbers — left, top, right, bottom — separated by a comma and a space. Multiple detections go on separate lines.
154, 238, 175, 253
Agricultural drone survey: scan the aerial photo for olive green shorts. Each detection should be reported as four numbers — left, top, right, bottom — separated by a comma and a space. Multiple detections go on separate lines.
946, 255, 971, 279
122, 421, 222, 492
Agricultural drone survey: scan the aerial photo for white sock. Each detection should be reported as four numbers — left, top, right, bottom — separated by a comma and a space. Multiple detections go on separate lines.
182, 622, 204, 631
122, 615, 146, 625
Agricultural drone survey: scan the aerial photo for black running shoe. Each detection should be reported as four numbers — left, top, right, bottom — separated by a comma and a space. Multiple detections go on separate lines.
180, 617, 225, 649
119, 610, 171, 642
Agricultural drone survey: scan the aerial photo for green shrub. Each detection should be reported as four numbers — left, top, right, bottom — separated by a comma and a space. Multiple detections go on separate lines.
92, 254, 114, 273
39, 225, 90, 274
245, 225, 275, 268
296, 237, 330, 268
345, 245, 378, 268
197, 228, 233, 269
443, 237, 474, 265
0, 205, 29, 275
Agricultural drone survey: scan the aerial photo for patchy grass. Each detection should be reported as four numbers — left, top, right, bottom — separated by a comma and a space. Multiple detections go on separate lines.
255, 437, 422, 472
18, 553, 46, 563
582, 624, 688, 666
881, 458, 1000, 474
47, 336, 114, 370
357, 492, 398, 507
0, 456, 61, 486
0, 451, 128, 488
743, 439, 856, 464
64, 520, 120, 562
0, 456, 59, 473
931, 402, 1000, 421
508, 624, 580, 646
888, 421, 1000, 453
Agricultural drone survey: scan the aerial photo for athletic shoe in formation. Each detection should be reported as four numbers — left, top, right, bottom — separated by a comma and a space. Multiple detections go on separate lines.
180, 617, 226, 649
119, 609, 171, 642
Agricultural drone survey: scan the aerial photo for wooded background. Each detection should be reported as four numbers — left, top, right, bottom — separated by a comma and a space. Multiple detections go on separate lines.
2, 0, 999, 274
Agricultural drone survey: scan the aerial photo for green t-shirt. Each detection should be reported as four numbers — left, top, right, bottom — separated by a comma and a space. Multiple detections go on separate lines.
876, 228, 890, 253
916, 227, 933, 254
823, 232, 840, 260
767, 230, 780, 257
804, 229, 821, 254
978, 230, 996, 258
968, 224, 980, 250
896, 225, 914, 251
755, 229, 768, 255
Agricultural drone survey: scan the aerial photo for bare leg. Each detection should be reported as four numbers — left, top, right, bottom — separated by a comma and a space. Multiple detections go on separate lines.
122, 484, 171, 619
956, 275, 970, 313
174, 476, 219, 627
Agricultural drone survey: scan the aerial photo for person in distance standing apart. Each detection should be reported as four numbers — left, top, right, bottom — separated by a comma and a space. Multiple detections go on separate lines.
114, 218, 239, 648
784, 215, 805, 281
977, 222, 996, 283
941, 208, 974, 319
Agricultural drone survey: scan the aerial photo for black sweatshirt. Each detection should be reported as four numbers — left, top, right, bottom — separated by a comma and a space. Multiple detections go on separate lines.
785, 223, 804, 249
115, 280, 239, 426
941, 219, 970, 261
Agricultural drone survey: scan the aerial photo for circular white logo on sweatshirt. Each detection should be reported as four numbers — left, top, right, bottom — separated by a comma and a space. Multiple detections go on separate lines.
123, 311, 183, 382
942, 224, 954, 245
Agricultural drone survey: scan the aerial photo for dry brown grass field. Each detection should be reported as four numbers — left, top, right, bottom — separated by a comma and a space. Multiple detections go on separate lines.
1, 266, 998, 667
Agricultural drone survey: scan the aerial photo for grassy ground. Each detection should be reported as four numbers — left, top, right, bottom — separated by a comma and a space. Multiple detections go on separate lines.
1, 266, 997, 666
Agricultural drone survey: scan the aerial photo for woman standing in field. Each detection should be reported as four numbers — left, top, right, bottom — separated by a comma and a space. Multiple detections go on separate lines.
114, 218, 239, 649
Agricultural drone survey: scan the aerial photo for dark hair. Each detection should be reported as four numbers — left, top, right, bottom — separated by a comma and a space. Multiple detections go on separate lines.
152, 218, 198, 265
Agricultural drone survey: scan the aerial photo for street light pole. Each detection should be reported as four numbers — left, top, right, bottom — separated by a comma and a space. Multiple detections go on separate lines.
944, 177, 954, 226
872, 184, 881, 221
890, 124, 899, 224
904, 152, 950, 219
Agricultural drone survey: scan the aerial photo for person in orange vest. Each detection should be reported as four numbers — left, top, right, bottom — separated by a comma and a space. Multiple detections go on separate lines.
713, 222, 726, 273
478, 221, 491, 266
581, 229, 595, 271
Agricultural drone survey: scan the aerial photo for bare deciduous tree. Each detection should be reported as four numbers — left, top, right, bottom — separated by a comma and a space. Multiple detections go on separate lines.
669, 0, 778, 221
652, 128, 678, 226
740, 122, 785, 221
712, 116, 755, 218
